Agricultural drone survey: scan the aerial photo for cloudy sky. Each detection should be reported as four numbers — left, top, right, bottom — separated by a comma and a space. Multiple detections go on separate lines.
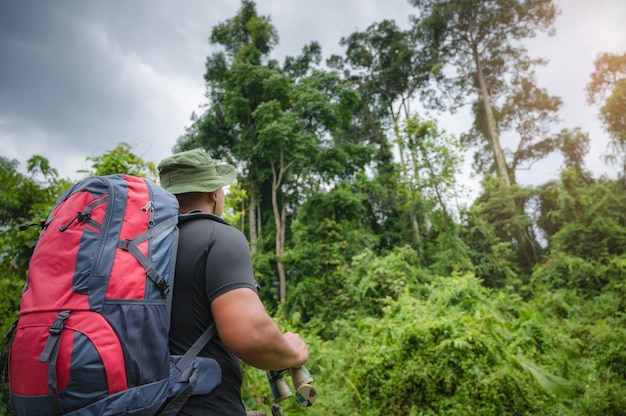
1, 0, 625, 197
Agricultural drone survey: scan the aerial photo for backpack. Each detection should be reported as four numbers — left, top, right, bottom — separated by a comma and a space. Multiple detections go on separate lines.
4, 174, 221, 416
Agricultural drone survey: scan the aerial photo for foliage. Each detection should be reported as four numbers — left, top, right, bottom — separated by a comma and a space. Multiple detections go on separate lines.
304, 274, 578, 415
530, 252, 607, 296
80, 142, 158, 181
0, 156, 49, 225
401, 114, 465, 236
549, 127, 594, 184
222, 180, 249, 230
336, 245, 425, 319
285, 186, 379, 323
537, 168, 626, 261
460, 178, 538, 287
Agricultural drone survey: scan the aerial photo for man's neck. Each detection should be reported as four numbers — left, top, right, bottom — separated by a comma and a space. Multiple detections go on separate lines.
177, 201, 214, 215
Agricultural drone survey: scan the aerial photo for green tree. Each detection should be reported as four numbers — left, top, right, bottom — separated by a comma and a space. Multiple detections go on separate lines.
0, 156, 69, 275
537, 168, 626, 262
409, 0, 561, 272
0, 156, 39, 226
586, 51, 626, 170
459, 187, 520, 288
81, 142, 158, 180
554, 127, 591, 177
402, 114, 465, 229
334, 19, 436, 252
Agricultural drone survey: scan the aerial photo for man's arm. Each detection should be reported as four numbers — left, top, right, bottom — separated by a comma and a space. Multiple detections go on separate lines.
211, 287, 309, 371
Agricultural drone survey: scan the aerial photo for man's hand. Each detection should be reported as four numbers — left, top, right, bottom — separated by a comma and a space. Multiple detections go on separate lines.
283, 332, 309, 366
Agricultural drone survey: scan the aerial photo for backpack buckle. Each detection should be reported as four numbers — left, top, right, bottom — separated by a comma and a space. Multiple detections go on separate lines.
39, 310, 71, 363
49, 310, 71, 335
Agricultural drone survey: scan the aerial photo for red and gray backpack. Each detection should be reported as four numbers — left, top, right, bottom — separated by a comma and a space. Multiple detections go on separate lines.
4, 174, 220, 415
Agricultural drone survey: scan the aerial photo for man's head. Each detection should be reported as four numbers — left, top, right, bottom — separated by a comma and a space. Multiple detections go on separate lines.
158, 149, 236, 215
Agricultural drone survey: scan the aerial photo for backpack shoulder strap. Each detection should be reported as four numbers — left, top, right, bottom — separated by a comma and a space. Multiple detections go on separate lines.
173, 324, 216, 373
158, 323, 217, 416
165, 226, 179, 331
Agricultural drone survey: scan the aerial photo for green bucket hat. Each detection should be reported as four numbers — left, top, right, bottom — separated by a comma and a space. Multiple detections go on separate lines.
158, 149, 236, 194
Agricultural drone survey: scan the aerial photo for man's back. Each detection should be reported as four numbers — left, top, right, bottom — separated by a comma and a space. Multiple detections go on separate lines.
169, 213, 257, 415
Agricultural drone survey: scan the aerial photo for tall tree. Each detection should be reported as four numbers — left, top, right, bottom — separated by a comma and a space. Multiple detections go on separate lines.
189, 0, 280, 253
409, 0, 559, 187
253, 68, 360, 306
332, 19, 436, 251
465, 71, 562, 181
410, 0, 559, 268
586, 51, 626, 170
176, 0, 361, 309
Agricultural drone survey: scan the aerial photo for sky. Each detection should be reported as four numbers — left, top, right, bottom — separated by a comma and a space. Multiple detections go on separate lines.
1, 0, 625, 201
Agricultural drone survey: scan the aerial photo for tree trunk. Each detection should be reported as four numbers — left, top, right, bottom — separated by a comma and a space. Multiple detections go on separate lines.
270, 160, 290, 319
470, 36, 511, 187
257, 204, 262, 247
277, 205, 287, 321
392, 110, 423, 249
271, 172, 285, 302
249, 193, 257, 254
471, 40, 537, 263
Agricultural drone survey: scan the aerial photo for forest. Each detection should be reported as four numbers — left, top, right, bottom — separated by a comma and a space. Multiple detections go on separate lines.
1, 0, 626, 414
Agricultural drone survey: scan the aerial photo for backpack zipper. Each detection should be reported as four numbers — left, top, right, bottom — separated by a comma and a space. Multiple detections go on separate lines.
58, 197, 108, 232
141, 200, 155, 227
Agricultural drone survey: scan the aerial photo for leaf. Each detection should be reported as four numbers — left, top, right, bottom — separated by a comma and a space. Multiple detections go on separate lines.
516, 356, 577, 398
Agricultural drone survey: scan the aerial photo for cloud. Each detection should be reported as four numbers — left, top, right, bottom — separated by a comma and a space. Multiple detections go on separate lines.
0, 0, 220, 177
0, 0, 624, 186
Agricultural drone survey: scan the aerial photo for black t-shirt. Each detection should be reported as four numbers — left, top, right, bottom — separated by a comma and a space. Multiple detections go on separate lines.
169, 212, 258, 416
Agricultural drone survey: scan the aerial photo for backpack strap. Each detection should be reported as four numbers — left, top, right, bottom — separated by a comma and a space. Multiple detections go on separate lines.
117, 215, 179, 296
164, 226, 179, 331
173, 324, 217, 373
38, 310, 71, 415
157, 324, 217, 416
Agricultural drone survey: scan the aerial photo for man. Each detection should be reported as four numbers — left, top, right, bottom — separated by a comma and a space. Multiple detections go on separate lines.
158, 149, 309, 415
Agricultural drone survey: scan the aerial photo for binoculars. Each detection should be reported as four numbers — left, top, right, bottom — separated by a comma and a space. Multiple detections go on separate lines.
267, 366, 316, 414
